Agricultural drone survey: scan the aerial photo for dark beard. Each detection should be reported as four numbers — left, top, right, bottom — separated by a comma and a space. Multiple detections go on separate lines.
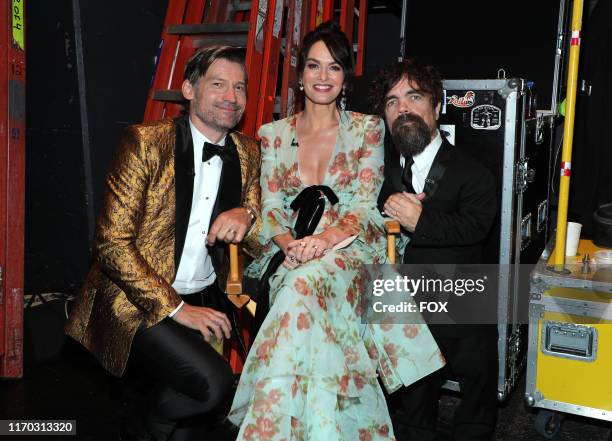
390, 113, 432, 157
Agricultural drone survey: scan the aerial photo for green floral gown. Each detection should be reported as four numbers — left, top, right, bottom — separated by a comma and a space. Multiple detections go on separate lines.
228, 111, 444, 441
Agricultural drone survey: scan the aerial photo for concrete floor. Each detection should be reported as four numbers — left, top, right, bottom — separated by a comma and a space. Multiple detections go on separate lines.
1, 339, 610, 441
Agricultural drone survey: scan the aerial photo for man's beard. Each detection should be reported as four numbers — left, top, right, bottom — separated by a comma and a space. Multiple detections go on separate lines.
195, 100, 244, 133
390, 113, 433, 157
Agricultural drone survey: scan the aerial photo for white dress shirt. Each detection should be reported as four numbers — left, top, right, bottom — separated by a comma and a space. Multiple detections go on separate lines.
169, 120, 224, 317
400, 131, 443, 193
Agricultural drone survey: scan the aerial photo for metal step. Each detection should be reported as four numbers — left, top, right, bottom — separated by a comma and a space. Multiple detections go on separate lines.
167, 22, 250, 35
230, 1, 252, 12
192, 34, 249, 49
152, 89, 184, 103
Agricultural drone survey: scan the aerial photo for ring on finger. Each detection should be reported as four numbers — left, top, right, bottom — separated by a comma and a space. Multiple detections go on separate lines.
300, 241, 306, 247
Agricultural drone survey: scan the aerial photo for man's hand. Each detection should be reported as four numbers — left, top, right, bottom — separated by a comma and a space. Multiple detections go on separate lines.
172, 303, 231, 342
383, 191, 426, 232
207, 207, 252, 245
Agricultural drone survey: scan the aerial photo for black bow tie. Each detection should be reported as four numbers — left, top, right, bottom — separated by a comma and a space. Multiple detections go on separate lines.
202, 141, 229, 162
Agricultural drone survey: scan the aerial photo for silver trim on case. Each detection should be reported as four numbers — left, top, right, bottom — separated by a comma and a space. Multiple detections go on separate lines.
440, 79, 542, 401
528, 399, 612, 423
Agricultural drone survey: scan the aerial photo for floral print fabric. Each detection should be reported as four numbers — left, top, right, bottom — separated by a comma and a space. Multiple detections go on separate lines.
228, 111, 444, 440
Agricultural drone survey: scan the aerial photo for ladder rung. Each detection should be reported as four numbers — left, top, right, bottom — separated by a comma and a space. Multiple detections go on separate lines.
230, 2, 252, 12
153, 89, 185, 103
167, 22, 250, 35
193, 35, 249, 49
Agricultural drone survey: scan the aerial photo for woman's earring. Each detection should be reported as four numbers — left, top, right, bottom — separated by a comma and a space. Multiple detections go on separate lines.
299, 81, 304, 91
340, 86, 347, 111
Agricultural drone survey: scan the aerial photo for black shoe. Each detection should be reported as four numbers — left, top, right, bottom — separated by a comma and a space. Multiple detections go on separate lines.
168, 424, 205, 441
206, 419, 239, 441
119, 415, 176, 441
119, 416, 155, 441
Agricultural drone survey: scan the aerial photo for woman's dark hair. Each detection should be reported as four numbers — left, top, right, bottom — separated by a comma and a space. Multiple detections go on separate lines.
183, 45, 247, 85
298, 21, 355, 107
368, 59, 443, 117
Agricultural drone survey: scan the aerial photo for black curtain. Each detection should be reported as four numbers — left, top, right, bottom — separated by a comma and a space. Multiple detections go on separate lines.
25, 1, 168, 294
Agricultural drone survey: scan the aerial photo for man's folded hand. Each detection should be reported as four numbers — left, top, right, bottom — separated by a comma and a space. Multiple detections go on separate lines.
207, 207, 252, 245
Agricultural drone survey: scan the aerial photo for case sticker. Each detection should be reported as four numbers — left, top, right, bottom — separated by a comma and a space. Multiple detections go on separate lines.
255, 0, 268, 52
470, 104, 501, 130
272, 0, 284, 38
293, 0, 303, 45
446, 90, 475, 108
287, 88, 295, 117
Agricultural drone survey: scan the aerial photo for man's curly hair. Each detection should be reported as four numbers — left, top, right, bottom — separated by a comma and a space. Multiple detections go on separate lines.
368, 59, 443, 117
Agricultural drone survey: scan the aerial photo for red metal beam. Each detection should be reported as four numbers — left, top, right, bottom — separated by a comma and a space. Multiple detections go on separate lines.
1, 0, 25, 379
340, 0, 355, 42
323, 0, 334, 22
255, 0, 285, 130
0, 0, 8, 371
309, 0, 320, 30
355, 0, 367, 75
238, 0, 266, 136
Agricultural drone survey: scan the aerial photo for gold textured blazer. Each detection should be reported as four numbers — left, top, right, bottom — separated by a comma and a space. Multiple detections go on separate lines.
65, 115, 261, 377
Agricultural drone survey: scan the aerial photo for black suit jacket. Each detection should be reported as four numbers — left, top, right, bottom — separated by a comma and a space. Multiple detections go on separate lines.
378, 138, 497, 338
378, 138, 497, 264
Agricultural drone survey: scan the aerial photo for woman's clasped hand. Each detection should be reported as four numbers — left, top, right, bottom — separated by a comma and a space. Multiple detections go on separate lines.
283, 234, 332, 268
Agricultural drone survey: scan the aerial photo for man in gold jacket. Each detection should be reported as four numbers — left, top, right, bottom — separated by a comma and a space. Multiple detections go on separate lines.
65, 46, 260, 440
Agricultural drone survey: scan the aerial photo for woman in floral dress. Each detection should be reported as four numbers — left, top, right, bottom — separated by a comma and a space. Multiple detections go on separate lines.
228, 22, 444, 440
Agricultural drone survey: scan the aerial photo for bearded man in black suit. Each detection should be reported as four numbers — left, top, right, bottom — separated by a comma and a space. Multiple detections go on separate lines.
372, 59, 498, 441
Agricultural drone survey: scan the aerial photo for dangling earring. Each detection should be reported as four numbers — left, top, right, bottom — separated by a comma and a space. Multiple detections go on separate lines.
299, 80, 304, 91
340, 86, 347, 111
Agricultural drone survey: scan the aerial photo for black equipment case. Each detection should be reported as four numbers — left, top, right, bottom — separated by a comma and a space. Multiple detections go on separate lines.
439, 78, 555, 400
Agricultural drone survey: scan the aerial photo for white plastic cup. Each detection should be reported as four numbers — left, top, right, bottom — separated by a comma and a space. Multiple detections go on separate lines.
565, 222, 582, 256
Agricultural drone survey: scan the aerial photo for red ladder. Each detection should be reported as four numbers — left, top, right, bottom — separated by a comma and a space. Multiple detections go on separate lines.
144, 0, 369, 133
0, 0, 26, 379
143, 0, 268, 137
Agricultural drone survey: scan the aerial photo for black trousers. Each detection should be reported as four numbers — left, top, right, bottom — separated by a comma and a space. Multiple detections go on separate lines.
128, 284, 234, 441
398, 326, 498, 441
